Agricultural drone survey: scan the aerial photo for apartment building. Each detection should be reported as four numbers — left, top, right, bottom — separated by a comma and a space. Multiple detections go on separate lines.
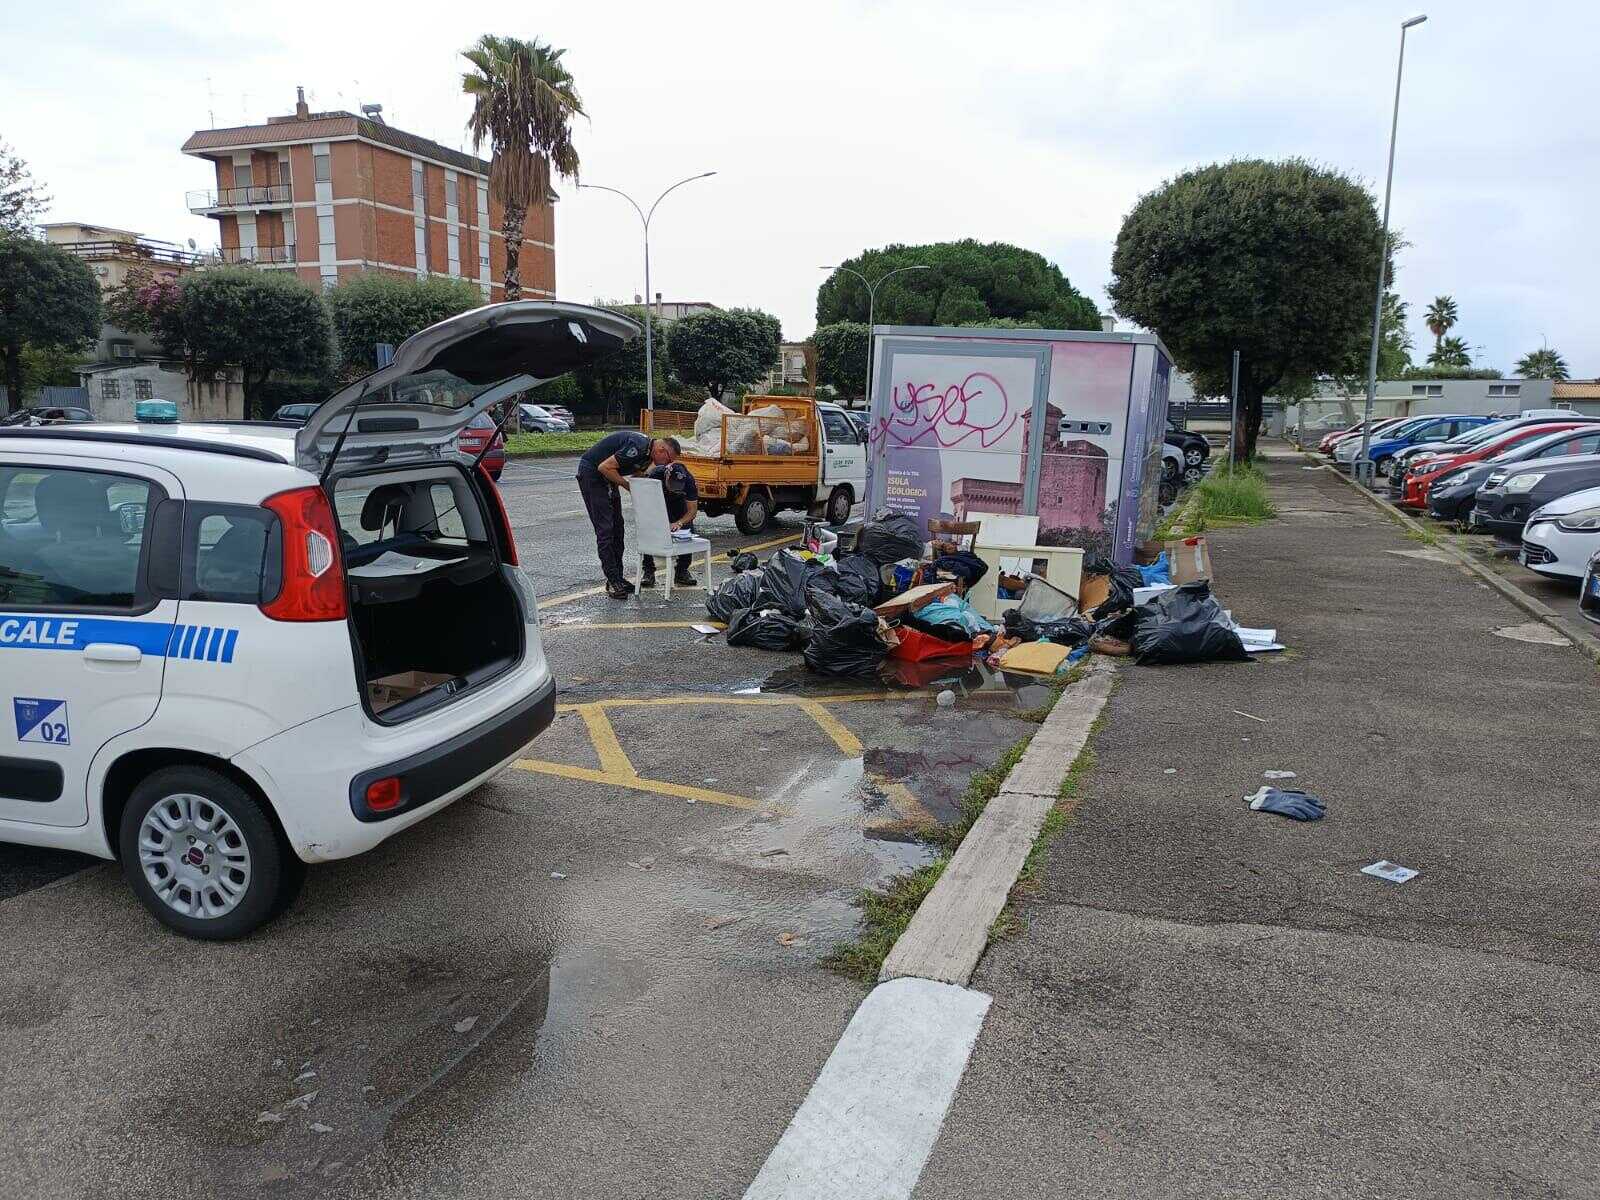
181, 88, 555, 299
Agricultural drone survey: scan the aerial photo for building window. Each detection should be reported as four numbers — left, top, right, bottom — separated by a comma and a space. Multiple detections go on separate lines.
1428, 385, 1443, 396
313, 150, 331, 182
1505, 384, 1520, 397
445, 178, 458, 208
101, 379, 120, 400
278, 157, 290, 187
320, 270, 338, 293
134, 379, 153, 401
411, 163, 424, 199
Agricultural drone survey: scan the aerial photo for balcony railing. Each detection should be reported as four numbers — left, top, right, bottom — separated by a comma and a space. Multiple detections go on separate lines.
187, 184, 292, 212
218, 245, 295, 264
56, 239, 202, 267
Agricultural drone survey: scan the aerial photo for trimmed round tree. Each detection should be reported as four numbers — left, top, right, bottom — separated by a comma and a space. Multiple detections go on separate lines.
812, 322, 869, 401
1108, 158, 1385, 461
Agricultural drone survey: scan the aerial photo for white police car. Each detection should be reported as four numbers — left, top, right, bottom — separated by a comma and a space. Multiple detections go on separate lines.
0, 301, 639, 938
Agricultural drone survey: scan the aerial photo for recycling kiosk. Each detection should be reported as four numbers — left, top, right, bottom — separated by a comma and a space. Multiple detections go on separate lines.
863, 325, 1174, 565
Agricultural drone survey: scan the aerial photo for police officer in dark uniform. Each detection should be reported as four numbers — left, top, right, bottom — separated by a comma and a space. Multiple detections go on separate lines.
576, 431, 680, 598
640, 461, 700, 589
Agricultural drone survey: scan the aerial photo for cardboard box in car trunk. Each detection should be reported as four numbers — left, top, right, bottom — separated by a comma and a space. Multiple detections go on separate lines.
368, 670, 455, 713
1136, 536, 1213, 584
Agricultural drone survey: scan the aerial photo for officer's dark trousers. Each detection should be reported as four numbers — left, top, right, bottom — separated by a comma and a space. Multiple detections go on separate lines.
576, 468, 625, 585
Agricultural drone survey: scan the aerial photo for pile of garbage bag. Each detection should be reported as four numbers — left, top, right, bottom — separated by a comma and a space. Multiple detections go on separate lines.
803, 589, 894, 676
858, 510, 924, 567
726, 604, 809, 652
1126, 582, 1250, 665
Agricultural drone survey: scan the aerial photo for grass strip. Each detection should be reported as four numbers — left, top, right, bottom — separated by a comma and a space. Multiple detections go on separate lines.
505, 430, 611, 458
1191, 461, 1276, 527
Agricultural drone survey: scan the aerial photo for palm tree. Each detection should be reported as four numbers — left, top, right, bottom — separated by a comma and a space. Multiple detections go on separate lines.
462, 35, 584, 300
1428, 335, 1472, 368
1515, 347, 1571, 380
1424, 295, 1458, 354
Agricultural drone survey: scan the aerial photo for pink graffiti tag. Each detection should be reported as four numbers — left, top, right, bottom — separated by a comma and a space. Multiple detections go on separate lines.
867, 372, 1020, 450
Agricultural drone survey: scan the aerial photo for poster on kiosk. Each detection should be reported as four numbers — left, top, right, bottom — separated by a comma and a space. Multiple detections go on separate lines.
864, 325, 1173, 566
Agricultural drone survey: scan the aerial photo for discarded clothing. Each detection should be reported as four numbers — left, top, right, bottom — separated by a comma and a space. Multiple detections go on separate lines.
1245, 786, 1325, 822
929, 551, 988, 588
1129, 582, 1250, 665
913, 595, 994, 636
858, 511, 924, 567
705, 570, 762, 623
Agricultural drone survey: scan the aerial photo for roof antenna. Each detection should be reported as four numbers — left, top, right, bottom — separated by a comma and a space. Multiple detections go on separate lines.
206, 76, 216, 128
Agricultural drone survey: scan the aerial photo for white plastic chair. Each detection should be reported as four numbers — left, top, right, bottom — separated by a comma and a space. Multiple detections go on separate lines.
629, 476, 713, 600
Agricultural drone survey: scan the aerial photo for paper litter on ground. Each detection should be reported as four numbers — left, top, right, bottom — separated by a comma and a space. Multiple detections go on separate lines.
1361, 860, 1419, 884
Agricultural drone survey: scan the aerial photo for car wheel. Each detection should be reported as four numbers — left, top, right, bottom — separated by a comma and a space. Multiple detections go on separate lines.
1163, 458, 1180, 483
826, 486, 853, 526
1183, 464, 1203, 485
1185, 447, 1204, 466
734, 489, 772, 535
1374, 455, 1396, 478
119, 766, 296, 940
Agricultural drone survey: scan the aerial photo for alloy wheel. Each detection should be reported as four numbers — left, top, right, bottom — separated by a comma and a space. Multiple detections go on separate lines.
138, 793, 253, 920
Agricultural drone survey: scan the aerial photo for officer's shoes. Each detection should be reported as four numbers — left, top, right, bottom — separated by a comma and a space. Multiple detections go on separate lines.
673, 570, 695, 587
606, 580, 634, 600
638, 571, 657, 589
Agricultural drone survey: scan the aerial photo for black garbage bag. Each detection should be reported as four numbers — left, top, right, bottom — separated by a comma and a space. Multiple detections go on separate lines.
858, 511, 923, 567
1128, 582, 1249, 665
1003, 609, 1095, 646
803, 589, 890, 676
729, 552, 759, 573
706, 570, 762, 623
930, 551, 988, 588
1086, 559, 1145, 619
756, 549, 831, 619
900, 611, 974, 644
834, 555, 884, 607
726, 605, 809, 652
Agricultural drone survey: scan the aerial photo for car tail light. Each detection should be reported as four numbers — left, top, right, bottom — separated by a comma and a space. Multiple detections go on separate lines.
260, 485, 348, 621
365, 777, 402, 812
479, 463, 518, 565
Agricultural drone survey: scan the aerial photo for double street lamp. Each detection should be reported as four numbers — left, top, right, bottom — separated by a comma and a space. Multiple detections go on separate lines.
1356, 14, 1428, 484
820, 264, 930, 408
579, 171, 717, 412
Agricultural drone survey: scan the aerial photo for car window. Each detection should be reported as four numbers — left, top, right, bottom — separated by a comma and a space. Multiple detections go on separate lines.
333, 474, 483, 551
467, 411, 496, 430
0, 465, 154, 609
821, 410, 859, 445
183, 504, 280, 603
1552, 433, 1600, 457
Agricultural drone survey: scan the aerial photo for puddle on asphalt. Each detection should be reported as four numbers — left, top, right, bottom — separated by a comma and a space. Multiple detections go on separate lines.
736, 659, 1054, 710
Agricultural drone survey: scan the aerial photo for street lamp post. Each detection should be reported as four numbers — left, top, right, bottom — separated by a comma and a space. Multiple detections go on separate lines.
579, 171, 717, 412
820, 264, 930, 408
1356, 14, 1427, 485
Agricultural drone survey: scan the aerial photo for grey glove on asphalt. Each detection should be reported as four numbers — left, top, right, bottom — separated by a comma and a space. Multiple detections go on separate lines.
1245, 786, 1325, 822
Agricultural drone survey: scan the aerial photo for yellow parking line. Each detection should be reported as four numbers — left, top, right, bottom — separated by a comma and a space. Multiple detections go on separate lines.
574, 704, 633, 776
798, 700, 863, 756
511, 759, 761, 810
559, 692, 916, 712
539, 533, 800, 609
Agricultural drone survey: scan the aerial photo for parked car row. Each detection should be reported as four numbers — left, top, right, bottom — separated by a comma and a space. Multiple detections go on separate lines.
1317, 409, 1600, 629
1, 406, 95, 427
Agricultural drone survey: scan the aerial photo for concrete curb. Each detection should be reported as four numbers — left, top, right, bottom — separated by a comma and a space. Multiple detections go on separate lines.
879, 663, 1118, 986
1315, 454, 1600, 665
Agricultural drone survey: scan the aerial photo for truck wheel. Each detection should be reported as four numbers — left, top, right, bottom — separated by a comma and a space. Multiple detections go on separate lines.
734, 489, 772, 535
825, 486, 853, 526
119, 765, 297, 940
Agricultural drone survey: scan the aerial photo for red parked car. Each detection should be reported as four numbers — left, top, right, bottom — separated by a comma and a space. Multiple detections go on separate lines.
457, 410, 506, 480
1398, 422, 1591, 509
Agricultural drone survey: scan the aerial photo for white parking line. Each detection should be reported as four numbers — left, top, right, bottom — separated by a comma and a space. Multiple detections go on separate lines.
743, 978, 991, 1200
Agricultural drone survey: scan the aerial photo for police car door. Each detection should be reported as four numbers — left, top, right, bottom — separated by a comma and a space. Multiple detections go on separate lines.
0, 452, 182, 827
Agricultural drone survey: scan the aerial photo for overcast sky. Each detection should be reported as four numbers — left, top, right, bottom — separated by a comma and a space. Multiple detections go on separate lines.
5, 0, 1597, 375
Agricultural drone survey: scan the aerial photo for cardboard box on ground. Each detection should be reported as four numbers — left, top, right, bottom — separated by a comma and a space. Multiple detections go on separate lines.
1136, 536, 1213, 584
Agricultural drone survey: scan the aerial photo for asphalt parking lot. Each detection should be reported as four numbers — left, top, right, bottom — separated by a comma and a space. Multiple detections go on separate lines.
0, 453, 1043, 1199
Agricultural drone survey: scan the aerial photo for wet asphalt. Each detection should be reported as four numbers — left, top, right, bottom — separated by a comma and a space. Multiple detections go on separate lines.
0, 454, 1042, 1199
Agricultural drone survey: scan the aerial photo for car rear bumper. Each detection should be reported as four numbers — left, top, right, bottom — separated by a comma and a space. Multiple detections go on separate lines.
235, 665, 553, 862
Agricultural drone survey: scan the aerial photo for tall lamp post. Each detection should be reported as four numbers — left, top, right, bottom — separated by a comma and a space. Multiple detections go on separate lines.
820, 264, 930, 408
1356, 13, 1427, 485
579, 171, 717, 412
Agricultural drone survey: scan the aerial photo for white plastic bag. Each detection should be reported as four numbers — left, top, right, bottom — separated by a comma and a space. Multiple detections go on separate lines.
693, 397, 735, 438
